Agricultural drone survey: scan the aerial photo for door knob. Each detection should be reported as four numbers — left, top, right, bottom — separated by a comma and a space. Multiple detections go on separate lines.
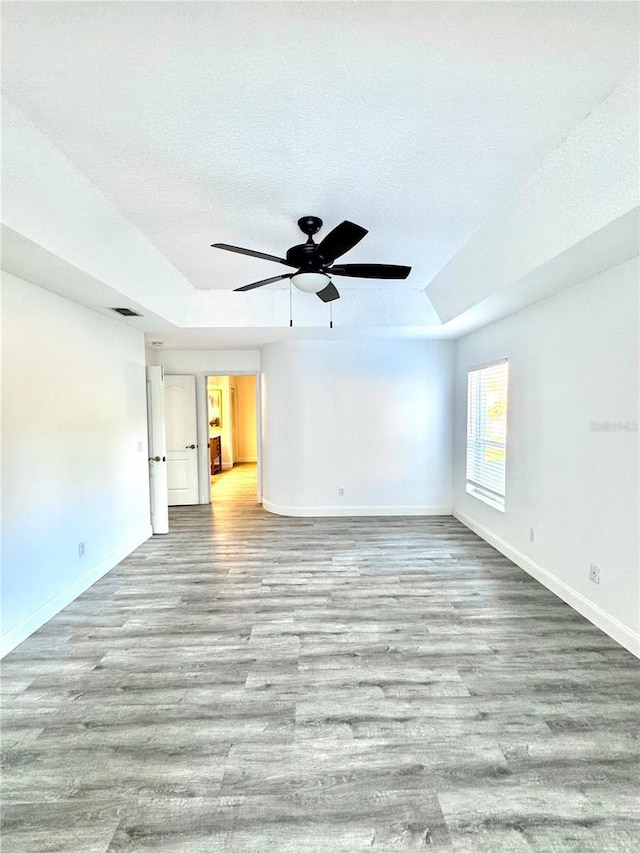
149, 456, 162, 462
186, 444, 196, 449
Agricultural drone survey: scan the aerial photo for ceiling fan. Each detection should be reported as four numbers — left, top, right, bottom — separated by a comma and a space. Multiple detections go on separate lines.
211, 216, 411, 303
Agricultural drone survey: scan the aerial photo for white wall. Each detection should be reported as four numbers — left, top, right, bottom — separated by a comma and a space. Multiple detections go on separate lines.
1, 272, 151, 655
234, 375, 258, 463
453, 257, 639, 656
261, 340, 454, 516
147, 349, 260, 374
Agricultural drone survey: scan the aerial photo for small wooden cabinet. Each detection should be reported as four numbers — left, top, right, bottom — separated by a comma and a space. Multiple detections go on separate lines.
209, 435, 222, 475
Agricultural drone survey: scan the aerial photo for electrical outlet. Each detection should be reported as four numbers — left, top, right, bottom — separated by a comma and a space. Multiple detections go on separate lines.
338, 487, 345, 496
529, 527, 535, 543
589, 563, 600, 584
78, 541, 85, 558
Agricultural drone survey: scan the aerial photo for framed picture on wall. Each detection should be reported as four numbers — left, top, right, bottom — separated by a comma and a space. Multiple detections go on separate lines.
208, 388, 222, 428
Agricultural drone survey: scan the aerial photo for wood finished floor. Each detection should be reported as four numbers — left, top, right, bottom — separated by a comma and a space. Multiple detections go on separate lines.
2, 463, 639, 852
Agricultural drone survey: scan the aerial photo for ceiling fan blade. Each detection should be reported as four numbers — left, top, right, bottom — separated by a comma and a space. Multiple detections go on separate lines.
316, 282, 340, 303
316, 221, 368, 264
329, 263, 411, 279
234, 274, 293, 292
212, 243, 296, 267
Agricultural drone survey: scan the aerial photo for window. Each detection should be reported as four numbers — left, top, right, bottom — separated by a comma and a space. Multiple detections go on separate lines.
466, 359, 508, 511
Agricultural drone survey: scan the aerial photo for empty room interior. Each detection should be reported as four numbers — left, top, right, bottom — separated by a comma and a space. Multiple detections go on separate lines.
1, 2, 639, 851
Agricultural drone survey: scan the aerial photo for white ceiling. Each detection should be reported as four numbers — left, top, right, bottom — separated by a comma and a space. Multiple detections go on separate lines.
2, 1, 638, 345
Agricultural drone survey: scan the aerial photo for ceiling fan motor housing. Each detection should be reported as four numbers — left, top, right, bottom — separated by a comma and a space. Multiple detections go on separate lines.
285, 216, 327, 271
286, 241, 324, 271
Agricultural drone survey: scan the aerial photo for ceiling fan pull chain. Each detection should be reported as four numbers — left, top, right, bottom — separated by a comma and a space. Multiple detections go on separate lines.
289, 279, 293, 327
330, 301, 333, 329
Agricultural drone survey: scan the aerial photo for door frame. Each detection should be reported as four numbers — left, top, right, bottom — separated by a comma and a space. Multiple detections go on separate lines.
145, 365, 169, 533
196, 371, 262, 504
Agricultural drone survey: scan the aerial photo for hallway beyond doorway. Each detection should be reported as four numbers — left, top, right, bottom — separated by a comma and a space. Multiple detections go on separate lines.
211, 462, 258, 512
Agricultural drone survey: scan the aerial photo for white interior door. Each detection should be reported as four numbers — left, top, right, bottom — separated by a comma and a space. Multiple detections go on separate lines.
165, 374, 199, 506
146, 366, 169, 534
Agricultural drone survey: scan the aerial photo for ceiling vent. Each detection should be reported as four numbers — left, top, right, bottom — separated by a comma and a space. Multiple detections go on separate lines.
110, 307, 142, 317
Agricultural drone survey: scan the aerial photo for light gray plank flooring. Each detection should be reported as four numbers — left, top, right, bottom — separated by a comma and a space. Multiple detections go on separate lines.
2, 463, 639, 852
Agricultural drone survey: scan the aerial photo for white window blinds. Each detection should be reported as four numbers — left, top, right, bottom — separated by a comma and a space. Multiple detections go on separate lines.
466, 360, 508, 511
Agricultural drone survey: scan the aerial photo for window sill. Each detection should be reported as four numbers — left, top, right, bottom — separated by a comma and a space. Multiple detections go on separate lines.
466, 485, 505, 513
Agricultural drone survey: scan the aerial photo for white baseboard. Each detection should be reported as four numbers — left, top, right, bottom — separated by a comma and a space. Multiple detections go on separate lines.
236, 456, 257, 463
1, 526, 152, 658
263, 500, 452, 518
453, 509, 640, 659
222, 462, 233, 470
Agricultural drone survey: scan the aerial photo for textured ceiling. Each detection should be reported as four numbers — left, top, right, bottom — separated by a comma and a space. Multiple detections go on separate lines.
2, 0, 638, 302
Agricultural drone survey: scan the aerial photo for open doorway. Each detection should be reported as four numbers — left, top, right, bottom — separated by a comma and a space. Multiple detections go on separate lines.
206, 374, 259, 505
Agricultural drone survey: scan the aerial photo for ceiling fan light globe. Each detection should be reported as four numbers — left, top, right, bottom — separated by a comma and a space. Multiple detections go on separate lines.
291, 272, 331, 293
